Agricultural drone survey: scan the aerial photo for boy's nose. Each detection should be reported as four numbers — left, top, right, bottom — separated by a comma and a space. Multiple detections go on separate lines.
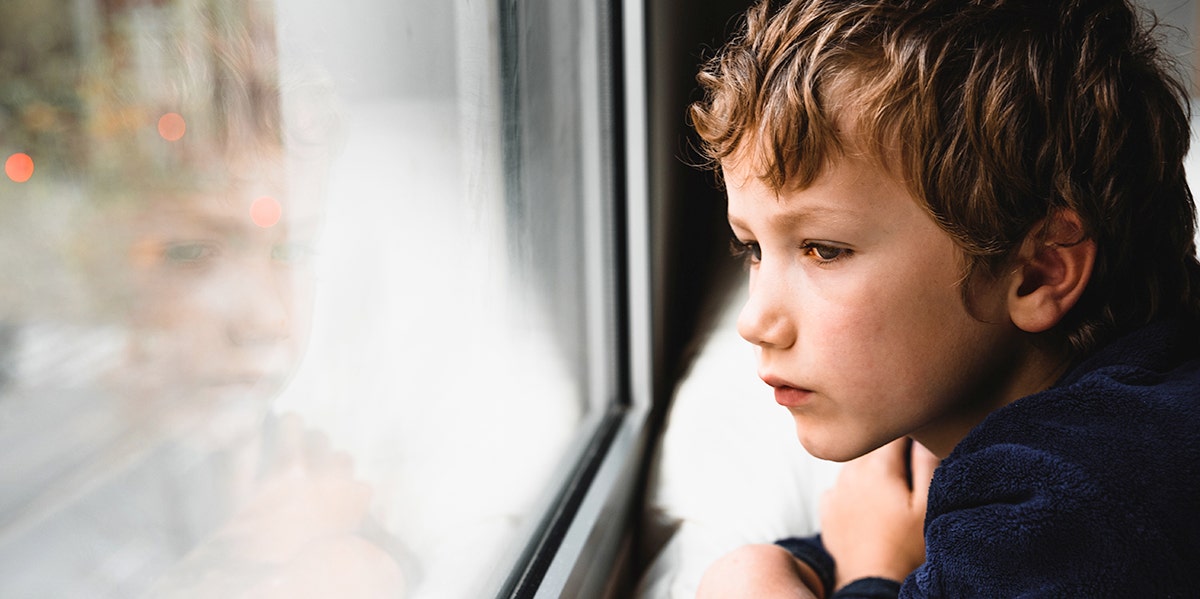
736, 274, 796, 350
225, 266, 293, 347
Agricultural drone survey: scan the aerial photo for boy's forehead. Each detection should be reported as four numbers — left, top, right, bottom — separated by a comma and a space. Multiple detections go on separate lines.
724, 157, 865, 224
722, 140, 933, 234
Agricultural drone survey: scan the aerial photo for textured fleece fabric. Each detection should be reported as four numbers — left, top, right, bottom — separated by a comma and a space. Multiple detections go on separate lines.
780, 319, 1200, 598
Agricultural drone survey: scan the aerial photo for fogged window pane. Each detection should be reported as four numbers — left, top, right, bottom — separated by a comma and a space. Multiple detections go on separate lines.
0, 1, 611, 597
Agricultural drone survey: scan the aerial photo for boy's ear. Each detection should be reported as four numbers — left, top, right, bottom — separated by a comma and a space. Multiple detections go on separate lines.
1006, 209, 1096, 333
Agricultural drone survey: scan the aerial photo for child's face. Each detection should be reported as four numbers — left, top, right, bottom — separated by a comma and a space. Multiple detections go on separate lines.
725, 147, 1030, 461
119, 168, 319, 443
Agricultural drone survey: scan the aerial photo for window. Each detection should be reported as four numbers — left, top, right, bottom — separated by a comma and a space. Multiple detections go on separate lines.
0, 1, 648, 597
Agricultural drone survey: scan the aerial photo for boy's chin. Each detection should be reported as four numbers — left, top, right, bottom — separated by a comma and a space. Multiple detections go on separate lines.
794, 424, 887, 463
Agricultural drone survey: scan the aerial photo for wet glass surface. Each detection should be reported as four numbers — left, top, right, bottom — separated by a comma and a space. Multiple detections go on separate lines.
0, 1, 612, 596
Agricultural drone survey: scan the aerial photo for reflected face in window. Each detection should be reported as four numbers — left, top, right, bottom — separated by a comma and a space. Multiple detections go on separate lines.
118, 165, 318, 438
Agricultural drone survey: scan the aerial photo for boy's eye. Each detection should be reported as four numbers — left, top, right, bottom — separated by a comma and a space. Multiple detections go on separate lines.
163, 241, 219, 265
730, 238, 762, 264
271, 241, 315, 263
803, 242, 850, 263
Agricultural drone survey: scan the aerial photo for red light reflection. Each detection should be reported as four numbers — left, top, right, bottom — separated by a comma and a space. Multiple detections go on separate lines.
158, 112, 187, 141
5, 153, 34, 183
250, 196, 282, 228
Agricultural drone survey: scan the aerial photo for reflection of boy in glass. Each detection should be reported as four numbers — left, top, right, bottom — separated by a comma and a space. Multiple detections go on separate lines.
113, 128, 318, 447
84, 4, 314, 446
0, 1, 404, 595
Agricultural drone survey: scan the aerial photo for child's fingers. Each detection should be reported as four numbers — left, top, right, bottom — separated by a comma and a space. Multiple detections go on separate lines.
305, 432, 355, 477
909, 440, 941, 507
821, 437, 931, 587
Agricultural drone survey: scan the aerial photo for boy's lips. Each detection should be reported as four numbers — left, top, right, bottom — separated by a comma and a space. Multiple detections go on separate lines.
761, 374, 814, 408
774, 386, 813, 408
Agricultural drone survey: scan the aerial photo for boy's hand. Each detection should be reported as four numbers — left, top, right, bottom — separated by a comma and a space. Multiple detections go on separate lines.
150, 414, 406, 596
820, 438, 938, 590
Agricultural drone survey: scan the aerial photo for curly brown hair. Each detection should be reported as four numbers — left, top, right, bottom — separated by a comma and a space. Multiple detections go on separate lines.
690, 0, 1200, 353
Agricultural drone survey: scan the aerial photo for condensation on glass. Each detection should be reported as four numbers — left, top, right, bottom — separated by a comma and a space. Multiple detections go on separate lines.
0, 1, 615, 597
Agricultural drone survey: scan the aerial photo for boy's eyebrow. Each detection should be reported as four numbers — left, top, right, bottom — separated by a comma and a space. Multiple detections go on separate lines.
728, 204, 851, 232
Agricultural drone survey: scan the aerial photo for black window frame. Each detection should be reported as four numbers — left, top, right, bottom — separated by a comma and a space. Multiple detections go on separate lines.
494, 0, 652, 596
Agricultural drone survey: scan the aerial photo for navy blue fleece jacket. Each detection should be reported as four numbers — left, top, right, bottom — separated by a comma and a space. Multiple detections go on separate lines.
780, 319, 1200, 597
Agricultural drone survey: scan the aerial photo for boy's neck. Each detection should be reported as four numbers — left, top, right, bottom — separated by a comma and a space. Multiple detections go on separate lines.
911, 340, 1074, 459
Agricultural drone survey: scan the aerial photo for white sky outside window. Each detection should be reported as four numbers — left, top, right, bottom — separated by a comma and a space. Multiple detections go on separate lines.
0, 1, 604, 597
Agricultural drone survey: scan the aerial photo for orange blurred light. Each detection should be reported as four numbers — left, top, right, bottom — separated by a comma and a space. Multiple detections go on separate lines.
5, 153, 34, 183
250, 196, 282, 228
158, 112, 187, 141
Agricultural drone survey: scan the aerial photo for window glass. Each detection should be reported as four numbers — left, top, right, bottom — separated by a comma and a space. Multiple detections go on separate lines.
0, 1, 616, 597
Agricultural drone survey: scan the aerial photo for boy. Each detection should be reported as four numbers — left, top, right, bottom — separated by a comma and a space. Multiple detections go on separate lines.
690, 0, 1200, 596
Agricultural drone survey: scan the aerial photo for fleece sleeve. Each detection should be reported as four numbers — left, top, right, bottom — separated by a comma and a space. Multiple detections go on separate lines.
776, 535, 901, 599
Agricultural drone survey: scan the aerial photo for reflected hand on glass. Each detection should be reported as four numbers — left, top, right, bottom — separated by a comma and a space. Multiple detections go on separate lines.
149, 414, 406, 597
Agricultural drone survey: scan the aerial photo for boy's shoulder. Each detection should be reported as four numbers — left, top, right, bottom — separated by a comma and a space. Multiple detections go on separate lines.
945, 318, 1200, 485
913, 319, 1200, 595
959, 318, 1200, 458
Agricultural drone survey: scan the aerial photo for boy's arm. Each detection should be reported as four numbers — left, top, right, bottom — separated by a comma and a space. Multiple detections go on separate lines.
696, 543, 825, 599
697, 535, 904, 599
697, 440, 935, 599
